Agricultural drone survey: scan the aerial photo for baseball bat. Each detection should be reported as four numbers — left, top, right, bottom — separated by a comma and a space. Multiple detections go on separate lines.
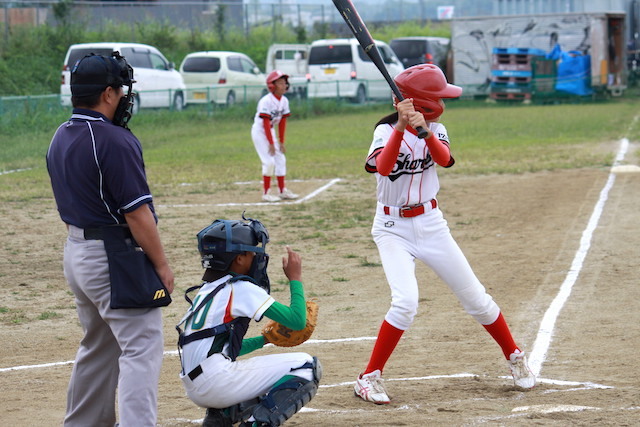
331, 0, 428, 139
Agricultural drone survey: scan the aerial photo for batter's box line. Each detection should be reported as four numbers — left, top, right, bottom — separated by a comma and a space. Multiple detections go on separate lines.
157, 178, 342, 208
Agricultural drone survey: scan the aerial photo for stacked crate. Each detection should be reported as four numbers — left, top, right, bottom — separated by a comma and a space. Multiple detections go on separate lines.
490, 48, 546, 101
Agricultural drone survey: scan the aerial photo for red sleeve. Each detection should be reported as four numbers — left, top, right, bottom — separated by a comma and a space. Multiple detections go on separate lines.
278, 116, 287, 144
426, 133, 454, 167
374, 128, 404, 176
261, 115, 275, 145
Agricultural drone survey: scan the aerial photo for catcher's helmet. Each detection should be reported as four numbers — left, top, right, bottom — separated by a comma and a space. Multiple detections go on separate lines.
71, 52, 134, 97
266, 70, 290, 92
197, 216, 270, 292
394, 64, 462, 121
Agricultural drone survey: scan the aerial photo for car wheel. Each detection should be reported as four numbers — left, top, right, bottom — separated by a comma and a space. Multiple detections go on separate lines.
352, 85, 367, 104
131, 94, 140, 115
226, 91, 236, 106
172, 92, 184, 111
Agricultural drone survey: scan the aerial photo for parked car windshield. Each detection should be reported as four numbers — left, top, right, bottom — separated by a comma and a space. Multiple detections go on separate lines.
121, 48, 152, 69
66, 48, 113, 68
308, 45, 352, 65
389, 40, 426, 58
183, 57, 221, 72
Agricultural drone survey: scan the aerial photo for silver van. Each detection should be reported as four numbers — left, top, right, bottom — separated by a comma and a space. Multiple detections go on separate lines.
60, 42, 186, 112
306, 38, 403, 103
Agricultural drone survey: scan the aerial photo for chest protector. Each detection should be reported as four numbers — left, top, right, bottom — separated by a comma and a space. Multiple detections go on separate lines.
176, 275, 255, 371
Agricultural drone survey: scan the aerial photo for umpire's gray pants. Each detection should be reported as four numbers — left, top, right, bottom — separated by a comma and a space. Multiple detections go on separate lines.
63, 226, 164, 427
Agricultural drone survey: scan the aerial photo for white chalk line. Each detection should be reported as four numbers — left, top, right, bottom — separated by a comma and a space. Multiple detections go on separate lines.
528, 138, 629, 377
157, 178, 342, 208
0, 167, 32, 176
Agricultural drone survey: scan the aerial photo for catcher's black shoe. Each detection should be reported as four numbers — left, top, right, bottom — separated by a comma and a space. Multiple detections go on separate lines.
202, 408, 232, 427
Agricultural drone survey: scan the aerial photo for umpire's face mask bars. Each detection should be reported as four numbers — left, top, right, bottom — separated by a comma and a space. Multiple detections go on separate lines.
110, 51, 135, 129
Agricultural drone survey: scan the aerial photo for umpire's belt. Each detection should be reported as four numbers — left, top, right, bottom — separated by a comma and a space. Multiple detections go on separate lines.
382, 199, 437, 218
68, 224, 132, 240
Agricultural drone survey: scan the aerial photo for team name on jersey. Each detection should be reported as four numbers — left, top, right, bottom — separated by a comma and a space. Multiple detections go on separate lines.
388, 152, 434, 182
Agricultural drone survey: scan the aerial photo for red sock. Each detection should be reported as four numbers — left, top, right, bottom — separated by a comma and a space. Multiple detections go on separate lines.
482, 312, 520, 359
276, 176, 285, 193
364, 320, 404, 375
263, 176, 271, 194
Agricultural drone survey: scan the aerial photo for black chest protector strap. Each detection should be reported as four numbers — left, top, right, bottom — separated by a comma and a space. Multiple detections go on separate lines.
176, 275, 257, 371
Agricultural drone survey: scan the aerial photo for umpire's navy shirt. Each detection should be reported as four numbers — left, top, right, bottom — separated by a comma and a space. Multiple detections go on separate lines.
46, 108, 156, 229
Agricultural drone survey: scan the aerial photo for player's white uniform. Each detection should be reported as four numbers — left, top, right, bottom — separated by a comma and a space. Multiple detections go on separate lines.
180, 275, 314, 409
251, 93, 290, 176
365, 122, 500, 330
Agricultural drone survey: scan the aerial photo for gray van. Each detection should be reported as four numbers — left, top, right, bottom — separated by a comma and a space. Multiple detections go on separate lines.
390, 37, 450, 72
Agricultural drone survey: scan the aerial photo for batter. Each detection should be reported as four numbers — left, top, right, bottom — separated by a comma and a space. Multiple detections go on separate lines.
354, 64, 536, 405
251, 70, 298, 202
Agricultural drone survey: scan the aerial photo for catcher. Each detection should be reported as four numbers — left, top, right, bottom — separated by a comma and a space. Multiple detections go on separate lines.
176, 215, 321, 427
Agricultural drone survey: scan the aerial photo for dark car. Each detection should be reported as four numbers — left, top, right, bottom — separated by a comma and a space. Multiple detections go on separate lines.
390, 37, 450, 71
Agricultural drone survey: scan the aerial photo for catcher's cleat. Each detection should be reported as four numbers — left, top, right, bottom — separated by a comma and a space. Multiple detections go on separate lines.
278, 188, 298, 200
262, 190, 281, 202
354, 370, 390, 404
508, 350, 536, 389
202, 408, 232, 427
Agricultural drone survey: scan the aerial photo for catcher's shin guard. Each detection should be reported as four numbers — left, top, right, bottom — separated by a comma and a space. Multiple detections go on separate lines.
251, 357, 322, 426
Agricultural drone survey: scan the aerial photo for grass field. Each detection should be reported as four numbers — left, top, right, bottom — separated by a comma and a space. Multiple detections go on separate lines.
1, 98, 639, 202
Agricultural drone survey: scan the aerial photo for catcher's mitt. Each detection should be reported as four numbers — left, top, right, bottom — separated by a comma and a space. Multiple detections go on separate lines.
262, 301, 318, 347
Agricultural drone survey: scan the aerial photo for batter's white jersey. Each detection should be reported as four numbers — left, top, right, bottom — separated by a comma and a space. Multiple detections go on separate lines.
251, 93, 290, 134
366, 122, 449, 207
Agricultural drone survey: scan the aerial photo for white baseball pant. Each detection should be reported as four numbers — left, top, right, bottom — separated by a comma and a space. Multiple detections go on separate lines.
372, 203, 501, 330
251, 127, 287, 177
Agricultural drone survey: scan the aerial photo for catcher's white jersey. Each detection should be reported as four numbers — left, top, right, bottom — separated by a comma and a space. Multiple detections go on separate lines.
180, 275, 274, 374
251, 93, 290, 133
366, 122, 449, 207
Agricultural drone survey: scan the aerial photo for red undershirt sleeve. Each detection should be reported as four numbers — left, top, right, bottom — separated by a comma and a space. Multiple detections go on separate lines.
375, 128, 404, 176
278, 116, 287, 144
426, 132, 453, 167
262, 116, 275, 145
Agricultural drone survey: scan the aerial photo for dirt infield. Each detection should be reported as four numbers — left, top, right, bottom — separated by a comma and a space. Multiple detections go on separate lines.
0, 141, 638, 426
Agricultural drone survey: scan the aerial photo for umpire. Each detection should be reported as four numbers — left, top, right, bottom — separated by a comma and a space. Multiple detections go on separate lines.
46, 52, 174, 427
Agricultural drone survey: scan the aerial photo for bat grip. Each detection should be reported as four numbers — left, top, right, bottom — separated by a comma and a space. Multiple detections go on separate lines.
416, 126, 428, 139
396, 92, 429, 139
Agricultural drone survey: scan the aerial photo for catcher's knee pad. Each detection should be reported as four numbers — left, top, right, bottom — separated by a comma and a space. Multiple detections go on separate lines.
251, 374, 319, 426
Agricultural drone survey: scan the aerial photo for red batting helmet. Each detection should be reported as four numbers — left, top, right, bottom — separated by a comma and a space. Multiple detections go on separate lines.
266, 70, 290, 92
394, 64, 462, 121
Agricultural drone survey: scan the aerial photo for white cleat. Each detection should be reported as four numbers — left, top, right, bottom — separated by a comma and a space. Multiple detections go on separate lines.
261, 190, 280, 202
508, 350, 536, 389
354, 370, 390, 404
279, 188, 298, 200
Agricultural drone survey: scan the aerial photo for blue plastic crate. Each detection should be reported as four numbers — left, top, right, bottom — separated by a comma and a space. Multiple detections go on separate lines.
492, 47, 547, 56
491, 69, 532, 78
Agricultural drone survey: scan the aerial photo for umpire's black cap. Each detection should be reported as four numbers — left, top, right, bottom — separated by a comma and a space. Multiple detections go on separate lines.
71, 52, 134, 97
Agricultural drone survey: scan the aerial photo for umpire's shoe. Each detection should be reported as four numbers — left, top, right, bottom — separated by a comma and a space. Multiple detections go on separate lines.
202, 408, 232, 427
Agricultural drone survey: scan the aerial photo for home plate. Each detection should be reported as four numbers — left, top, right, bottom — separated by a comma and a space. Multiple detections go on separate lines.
611, 164, 640, 173
512, 404, 599, 414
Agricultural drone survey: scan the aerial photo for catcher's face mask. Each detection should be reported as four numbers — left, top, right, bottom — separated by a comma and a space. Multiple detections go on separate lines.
243, 215, 271, 293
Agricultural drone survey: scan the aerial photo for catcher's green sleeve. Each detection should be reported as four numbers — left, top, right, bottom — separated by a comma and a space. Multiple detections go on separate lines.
263, 280, 306, 330
238, 336, 266, 356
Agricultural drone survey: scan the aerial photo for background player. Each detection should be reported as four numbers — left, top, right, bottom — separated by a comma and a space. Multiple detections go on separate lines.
177, 216, 321, 426
354, 64, 536, 404
251, 70, 298, 202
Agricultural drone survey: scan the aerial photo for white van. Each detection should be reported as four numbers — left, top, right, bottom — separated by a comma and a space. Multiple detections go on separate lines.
60, 42, 186, 112
179, 51, 266, 106
265, 44, 309, 98
306, 38, 404, 103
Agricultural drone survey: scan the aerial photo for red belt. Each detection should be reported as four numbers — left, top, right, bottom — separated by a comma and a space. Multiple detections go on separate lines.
384, 199, 437, 218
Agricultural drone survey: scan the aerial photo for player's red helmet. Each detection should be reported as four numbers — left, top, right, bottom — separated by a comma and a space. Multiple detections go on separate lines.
266, 70, 290, 92
394, 64, 462, 121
